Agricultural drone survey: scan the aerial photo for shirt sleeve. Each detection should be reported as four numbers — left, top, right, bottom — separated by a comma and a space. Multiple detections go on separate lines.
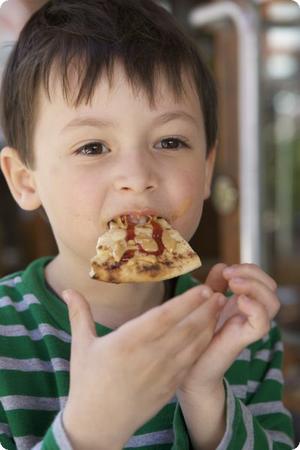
172, 402, 193, 450
34, 410, 73, 450
171, 323, 295, 450
216, 323, 295, 450
0, 400, 15, 450
0, 405, 73, 450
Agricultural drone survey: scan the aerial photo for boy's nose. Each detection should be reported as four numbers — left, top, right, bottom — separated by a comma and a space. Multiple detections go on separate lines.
114, 174, 156, 193
113, 159, 157, 193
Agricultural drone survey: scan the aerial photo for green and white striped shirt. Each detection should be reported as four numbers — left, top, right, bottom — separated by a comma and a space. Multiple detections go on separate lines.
0, 257, 295, 449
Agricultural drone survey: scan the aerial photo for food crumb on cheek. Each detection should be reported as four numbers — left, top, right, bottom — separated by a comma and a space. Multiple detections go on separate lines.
170, 197, 193, 221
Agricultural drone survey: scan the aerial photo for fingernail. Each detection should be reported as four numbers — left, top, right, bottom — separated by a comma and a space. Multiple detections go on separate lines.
239, 295, 251, 303
224, 267, 235, 276
200, 287, 211, 298
231, 277, 244, 284
218, 295, 227, 307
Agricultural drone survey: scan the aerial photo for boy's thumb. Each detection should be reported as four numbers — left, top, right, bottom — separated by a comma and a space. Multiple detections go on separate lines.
62, 289, 97, 343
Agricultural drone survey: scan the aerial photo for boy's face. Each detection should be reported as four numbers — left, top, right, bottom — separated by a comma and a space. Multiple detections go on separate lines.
26, 63, 215, 266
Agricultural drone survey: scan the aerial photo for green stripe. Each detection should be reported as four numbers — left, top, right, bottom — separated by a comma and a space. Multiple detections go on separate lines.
253, 416, 270, 450
225, 360, 250, 383
257, 413, 294, 436
135, 403, 176, 434
7, 410, 57, 436
0, 335, 70, 359
0, 434, 15, 450
0, 371, 69, 396
126, 445, 171, 450
247, 380, 283, 403
250, 359, 282, 382
42, 424, 60, 450
227, 398, 247, 449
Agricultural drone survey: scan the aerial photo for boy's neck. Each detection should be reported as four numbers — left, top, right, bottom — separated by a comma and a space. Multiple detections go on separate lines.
44, 255, 166, 329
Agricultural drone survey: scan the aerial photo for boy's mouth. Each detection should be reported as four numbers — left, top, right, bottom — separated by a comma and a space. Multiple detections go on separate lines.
107, 210, 166, 228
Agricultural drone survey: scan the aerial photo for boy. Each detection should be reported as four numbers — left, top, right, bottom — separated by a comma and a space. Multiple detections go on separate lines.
0, 0, 295, 449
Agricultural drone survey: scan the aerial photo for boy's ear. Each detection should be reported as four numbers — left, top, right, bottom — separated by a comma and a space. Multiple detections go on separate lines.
0, 146, 42, 211
203, 144, 217, 200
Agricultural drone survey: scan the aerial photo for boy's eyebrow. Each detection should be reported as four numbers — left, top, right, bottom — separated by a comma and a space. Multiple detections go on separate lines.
60, 111, 198, 134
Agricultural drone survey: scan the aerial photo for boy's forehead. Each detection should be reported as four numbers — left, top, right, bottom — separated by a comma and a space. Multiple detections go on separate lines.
39, 61, 201, 114
33, 62, 205, 147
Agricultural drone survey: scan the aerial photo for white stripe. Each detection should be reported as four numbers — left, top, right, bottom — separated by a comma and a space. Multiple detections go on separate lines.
231, 384, 247, 399
0, 323, 71, 343
266, 430, 273, 449
0, 422, 11, 436
248, 401, 291, 417
31, 442, 43, 450
247, 369, 284, 396
254, 342, 284, 362
0, 276, 22, 287
2, 395, 67, 411
262, 321, 276, 343
0, 294, 40, 312
216, 379, 235, 449
52, 411, 73, 450
236, 348, 251, 362
0, 356, 69, 372
266, 429, 295, 447
265, 368, 284, 384
15, 435, 42, 450
247, 380, 259, 394
124, 429, 174, 447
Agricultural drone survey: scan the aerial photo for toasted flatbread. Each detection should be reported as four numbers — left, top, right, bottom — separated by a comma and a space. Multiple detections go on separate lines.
90, 215, 201, 284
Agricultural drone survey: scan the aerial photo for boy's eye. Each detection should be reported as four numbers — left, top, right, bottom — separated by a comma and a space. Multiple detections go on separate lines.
75, 142, 109, 156
75, 137, 189, 156
156, 137, 189, 150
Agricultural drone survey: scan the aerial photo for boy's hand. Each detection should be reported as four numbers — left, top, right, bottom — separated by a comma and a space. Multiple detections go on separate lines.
61, 284, 223, 450
207, 263, 279, 331
178, 262, 280, 396
175, 265, 279, 450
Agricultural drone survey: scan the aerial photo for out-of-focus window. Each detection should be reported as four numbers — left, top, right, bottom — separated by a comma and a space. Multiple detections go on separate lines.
260, 0, 300, 426
261, 1, 300, 286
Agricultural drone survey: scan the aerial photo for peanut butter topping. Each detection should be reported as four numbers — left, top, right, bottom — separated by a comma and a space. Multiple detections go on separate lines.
162, 230, 178, 253
135, 237, 159, 252
112, 240, 128, 262
111, 229, 127, 241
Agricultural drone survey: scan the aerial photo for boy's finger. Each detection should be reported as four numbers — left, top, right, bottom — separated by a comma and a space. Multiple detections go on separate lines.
205, 263, 228, 293
201, 302, 270, 381
237, 295, 271, 341
223, 263, 277, 292
62, 289, 97, 346
167, 292, 224, 355
205, 299, 271, 372
128, 285, 213, 340
193, 315, 248, 383
228, 278, 280, 319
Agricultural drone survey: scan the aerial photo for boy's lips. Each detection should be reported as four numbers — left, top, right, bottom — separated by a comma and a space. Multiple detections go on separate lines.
107, 209, 167, 226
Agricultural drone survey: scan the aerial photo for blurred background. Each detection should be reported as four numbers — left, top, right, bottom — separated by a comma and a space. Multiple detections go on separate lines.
0, 0, 299, 441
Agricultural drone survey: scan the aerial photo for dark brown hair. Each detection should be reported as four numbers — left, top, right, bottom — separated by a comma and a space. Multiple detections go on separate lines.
0, 0, 218, 169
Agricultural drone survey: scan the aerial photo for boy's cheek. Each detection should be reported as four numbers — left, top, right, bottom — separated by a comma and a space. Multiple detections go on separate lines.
170, 197, 204, 241
170, 173, 205, 234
